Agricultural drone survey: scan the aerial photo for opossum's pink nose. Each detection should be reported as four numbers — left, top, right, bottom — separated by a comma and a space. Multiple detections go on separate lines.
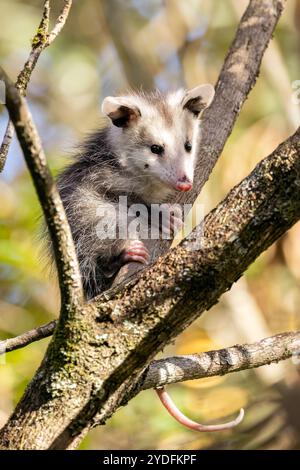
175, 177, 193, 192
176, 182, 192, 192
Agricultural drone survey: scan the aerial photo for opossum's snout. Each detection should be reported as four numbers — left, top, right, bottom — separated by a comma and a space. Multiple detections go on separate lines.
175, 176, 193, 192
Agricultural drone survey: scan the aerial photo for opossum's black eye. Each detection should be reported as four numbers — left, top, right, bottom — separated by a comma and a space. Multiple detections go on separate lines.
150, 144, 164, 155
185, 141, 192, 152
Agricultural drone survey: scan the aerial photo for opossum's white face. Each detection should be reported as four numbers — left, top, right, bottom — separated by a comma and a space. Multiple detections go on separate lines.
102, 85, 215, 202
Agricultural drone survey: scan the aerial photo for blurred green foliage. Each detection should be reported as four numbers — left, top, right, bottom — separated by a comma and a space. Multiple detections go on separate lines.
1, 0, 300, 450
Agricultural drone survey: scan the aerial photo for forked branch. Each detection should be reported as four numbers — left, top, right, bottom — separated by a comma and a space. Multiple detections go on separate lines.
0, 0, 72, 172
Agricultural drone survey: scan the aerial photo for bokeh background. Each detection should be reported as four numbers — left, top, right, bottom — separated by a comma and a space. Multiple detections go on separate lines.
1, 0, 300, 450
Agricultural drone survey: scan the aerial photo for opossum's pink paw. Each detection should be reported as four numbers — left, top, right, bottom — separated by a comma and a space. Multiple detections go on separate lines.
121, 240, 150, 265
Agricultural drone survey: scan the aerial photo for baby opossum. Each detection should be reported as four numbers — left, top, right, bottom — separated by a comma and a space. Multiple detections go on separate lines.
57, 85, 215, 299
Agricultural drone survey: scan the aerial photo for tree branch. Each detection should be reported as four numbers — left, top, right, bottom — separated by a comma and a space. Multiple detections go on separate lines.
0, 0, 72, 172
139, 331, 300, 392
46, 0, 72, 46
191, 0, 286, 198
0, 68, 83, 308
0, 321, 56, 355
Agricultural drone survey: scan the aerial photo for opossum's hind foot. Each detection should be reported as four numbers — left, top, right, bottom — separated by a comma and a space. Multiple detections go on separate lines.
121, 240, 150, 265
103, 240, 150, 278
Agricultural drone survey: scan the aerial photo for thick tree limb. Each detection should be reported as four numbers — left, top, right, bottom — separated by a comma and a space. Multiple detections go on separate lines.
0, 0, 72, 172
0, 0, 291, 450
0, 68, 83, 308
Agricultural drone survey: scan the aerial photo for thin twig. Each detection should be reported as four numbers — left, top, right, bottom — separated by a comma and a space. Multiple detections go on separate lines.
46, 0, 73, 46
16, 0, 50, 93
0, 0, 73, 172
0, 321, 56, 354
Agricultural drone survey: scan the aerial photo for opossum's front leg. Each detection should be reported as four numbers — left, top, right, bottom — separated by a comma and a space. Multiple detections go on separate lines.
103, 240, 150, 278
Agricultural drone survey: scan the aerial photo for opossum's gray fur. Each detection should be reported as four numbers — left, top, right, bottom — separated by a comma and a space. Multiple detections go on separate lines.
56, 127, 154, 298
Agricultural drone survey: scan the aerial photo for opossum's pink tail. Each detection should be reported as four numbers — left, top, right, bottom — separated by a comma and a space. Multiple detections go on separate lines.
155, 387, 244, 432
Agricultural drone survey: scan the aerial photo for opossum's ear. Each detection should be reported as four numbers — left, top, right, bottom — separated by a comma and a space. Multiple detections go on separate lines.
182, 84, 215, 117
101, 96, 141, 128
